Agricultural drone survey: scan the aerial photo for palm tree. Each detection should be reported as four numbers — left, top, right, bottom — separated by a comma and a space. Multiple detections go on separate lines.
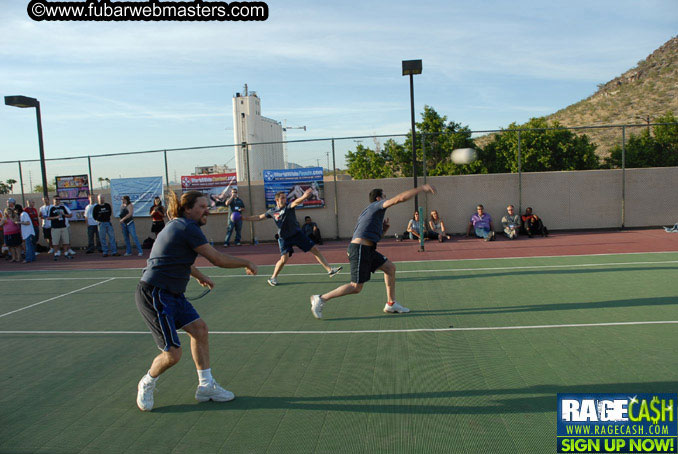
6, 179, 17, 192
98, 177, 110, 190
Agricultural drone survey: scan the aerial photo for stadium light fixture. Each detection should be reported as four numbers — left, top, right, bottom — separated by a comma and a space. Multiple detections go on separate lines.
5, 95, 49, 198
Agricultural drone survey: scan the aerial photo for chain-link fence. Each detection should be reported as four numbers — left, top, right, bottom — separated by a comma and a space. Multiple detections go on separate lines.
1, 122, 676, 240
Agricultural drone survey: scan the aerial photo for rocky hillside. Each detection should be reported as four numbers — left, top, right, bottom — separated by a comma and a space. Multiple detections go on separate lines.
546, 36, 678, 155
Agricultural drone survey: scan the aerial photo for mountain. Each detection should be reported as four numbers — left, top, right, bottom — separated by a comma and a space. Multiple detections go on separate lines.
546, 36, 678, 155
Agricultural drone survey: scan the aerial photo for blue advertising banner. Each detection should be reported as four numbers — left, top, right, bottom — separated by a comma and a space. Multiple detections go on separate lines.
110, 177, 163, 218
557, 393, 678, 453
262, 167, 324, 210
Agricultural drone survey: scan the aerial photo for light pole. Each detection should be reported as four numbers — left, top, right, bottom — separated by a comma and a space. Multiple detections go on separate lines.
402, 59, 422, 209
5, 95, 49, 199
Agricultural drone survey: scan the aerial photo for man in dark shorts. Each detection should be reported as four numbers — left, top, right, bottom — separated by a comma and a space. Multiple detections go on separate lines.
310, 184, 436, 319
243, 188, 341, 287
135, 191, 258, 411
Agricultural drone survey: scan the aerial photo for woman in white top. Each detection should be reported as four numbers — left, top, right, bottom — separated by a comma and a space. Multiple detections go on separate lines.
428, 210, 451, 242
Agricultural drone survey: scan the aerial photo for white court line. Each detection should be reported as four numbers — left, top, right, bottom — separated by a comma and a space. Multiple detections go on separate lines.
1, 259, 677, 281
1, 320, 677, 335
0, 278, 116, 319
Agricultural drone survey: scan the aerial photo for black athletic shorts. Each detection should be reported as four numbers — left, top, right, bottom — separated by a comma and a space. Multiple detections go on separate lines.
348, 243, 387, 284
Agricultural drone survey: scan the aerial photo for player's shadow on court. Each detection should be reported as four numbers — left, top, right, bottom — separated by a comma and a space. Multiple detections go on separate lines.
152, 380, 678, 415
325, 296, 678, 321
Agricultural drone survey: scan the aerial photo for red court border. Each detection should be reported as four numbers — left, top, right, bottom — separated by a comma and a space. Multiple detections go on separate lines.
2, 229, 678, 272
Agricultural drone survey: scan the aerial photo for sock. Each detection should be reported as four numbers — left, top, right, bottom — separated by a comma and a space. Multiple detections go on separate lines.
197, 368, 213, 386
387, 301, 395, 306
144, 371, 158, 383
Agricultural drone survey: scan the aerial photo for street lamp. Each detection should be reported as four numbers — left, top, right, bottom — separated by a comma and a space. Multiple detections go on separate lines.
402, 59, 422, 209
4, 95, 49, 199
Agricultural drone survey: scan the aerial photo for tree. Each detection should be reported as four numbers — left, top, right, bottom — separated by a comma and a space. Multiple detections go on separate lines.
483, 118, 600, 172
604, 112, 678, 168
33, 183, 56, 194
346, 144, 394, 180
98, 177, 111, 189
0, 182, 10, 194
345, 105, 479, 179
5, 179, 17, 192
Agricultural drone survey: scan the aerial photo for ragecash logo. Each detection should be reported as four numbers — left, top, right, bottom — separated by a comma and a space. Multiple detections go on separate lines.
557, 393, 677, 453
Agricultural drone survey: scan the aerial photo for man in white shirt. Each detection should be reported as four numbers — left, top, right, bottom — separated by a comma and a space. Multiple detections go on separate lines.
18, 204, 36, 263
84, 194, 102, 253
38, 196, 53, 253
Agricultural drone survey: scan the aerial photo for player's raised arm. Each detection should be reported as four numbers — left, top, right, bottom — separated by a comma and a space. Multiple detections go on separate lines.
382, 184, 437, 209
241, 212, 267, 222
194, 243, 258, 275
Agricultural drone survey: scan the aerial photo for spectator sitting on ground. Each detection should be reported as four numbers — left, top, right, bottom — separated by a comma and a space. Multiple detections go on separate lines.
406, 211, 424, 240
428, 210, 451, 242
302, 216, 323, 245
502, 204, 521, 240
466, 204, 495, 241
521, 206, 548, 237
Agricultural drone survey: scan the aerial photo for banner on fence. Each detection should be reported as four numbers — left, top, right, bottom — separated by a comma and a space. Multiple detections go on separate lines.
110, 176, 163, 218
263, 167, 325, 209
180, 173, 238, 213
55, 175, 90, 221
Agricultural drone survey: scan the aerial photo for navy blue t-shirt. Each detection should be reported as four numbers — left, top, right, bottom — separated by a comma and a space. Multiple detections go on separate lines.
352, 200, 386, 243
266, 204, 301, 239
141, 217, 208, 294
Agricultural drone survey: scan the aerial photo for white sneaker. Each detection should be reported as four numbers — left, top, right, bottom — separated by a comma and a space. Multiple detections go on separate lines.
328, 266, 343, 278
67, 249, 76, 255
138, 252, 144, 257
383, 302, 410, 314
124, 252, 132, 257
48, 248, 54, 254
310, 294, 324, 319
195, 380, 235, 402
267, 277, 278, 287
136, 376, 156, 411
54, 250, 61, 257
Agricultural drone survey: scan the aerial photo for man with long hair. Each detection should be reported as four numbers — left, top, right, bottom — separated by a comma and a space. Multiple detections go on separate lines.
135, 190, 258, 411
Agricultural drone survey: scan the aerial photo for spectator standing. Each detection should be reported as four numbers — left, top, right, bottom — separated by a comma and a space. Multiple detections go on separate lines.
24, 199, 40, 247
119, 195, 143, 257
1, 206, 21, 262
466, 204, 495, 241
48, 196, 74, 260
224, 188, 245, 247
521, 207, 549, 237
18, 205, 36, 263
84, 194, 103, 253
93, 194, 119, 257
149, 197, 166, 238
39, 196, 53, 253
302, 216, 323, 245
501, 205, 521, 240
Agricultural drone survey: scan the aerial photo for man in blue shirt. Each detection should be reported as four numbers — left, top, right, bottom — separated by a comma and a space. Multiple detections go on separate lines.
135, 191, 258, 412
243, 187, 341, 287
310, 184, 436, 319
223, 187, 245, 247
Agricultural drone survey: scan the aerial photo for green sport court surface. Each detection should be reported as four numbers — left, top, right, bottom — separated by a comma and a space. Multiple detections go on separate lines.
1, 252, 677, 453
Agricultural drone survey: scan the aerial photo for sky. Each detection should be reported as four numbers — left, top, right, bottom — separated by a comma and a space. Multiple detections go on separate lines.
0, 0, 676, 187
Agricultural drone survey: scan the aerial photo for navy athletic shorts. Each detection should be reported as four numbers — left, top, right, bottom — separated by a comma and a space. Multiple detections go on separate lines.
278, 230, 315, 257
348, 243, 387, 284
135, 281, 200, 351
